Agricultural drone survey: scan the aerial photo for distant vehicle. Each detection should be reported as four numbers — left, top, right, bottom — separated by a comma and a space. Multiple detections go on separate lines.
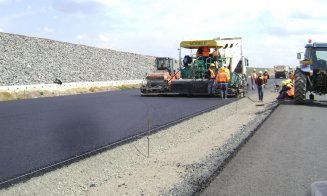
294, 39, 327, 104
274, 65, 290, 78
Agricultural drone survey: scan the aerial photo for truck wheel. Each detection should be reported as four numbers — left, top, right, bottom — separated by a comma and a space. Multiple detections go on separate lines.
294, 69, 306, 104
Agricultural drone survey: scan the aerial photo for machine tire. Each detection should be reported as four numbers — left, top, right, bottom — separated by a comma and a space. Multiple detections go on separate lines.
294, 68, 306, 104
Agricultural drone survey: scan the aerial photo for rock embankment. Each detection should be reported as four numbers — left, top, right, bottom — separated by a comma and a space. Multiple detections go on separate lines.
0, 32, 156, 86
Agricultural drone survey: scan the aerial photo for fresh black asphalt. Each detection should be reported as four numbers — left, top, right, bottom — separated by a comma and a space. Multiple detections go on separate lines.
0, 89, 234, 186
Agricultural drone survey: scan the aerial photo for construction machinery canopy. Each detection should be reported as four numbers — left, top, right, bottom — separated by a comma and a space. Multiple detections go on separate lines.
180, 40, 224, 49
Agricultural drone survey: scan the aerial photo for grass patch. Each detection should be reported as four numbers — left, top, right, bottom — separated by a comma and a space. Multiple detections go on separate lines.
0, 92, 15, 101
116, 84, 140, 90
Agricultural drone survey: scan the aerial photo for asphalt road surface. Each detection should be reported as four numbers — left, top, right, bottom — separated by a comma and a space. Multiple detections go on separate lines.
0, 89, 235, 187
200, 96, 327, 196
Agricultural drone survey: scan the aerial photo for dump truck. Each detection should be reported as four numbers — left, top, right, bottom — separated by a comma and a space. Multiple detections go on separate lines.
140, 37, 248, 97
294, 39, 327, 104
274, 65, 290, 78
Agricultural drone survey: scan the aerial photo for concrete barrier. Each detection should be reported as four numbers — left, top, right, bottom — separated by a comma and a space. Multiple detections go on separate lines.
0, 80, 143, 93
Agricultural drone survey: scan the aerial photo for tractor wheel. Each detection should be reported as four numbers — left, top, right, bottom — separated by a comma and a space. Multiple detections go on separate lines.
294, 68, 306, 104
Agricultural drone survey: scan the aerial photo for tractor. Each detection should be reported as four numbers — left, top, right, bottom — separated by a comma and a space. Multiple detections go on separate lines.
294, 40, 327, 104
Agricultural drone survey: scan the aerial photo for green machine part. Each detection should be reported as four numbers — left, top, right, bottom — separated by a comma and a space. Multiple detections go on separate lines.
194, 59, 205, 78
181, 66, 192, 78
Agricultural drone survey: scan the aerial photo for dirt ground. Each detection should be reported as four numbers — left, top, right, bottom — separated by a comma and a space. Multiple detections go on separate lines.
0, 89, 278, 196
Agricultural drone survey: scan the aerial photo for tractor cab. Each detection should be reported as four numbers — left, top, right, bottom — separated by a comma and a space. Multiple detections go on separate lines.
303, 43, 327, 70
156, 57, 174, 72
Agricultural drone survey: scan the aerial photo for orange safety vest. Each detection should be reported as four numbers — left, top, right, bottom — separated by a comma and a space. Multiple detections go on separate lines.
202, 47, 210, 57
286, 83, 294, 96
263, 75, 268, 84
208, 68, 216, 79
216, 70, 228, 83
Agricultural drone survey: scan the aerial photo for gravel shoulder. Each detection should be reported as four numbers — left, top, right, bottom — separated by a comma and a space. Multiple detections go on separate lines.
0, 89, 278, 196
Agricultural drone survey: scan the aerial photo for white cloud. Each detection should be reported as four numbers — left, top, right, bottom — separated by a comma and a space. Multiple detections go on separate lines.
75, 33, 88, 40
43, 27, 54, 33
98, 34, 110, 42
96, 0, 121, 6
52, 0, 119, 14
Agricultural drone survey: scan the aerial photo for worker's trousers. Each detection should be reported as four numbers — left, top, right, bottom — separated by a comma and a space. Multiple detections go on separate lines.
218, 83, 228, 98
208, 79, 215, 95
257, 85, 263, 101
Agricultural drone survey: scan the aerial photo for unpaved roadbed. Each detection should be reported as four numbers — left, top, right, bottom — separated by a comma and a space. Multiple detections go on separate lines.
0, 90, 278, 196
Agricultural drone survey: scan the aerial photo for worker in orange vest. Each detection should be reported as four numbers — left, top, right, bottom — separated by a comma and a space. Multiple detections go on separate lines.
216, 64, 229, 99
263, 69, 269, 88
207, 63, 216, 95
202, 46, 210, 57
276, 79, 294, 100
202, 46, 210, 64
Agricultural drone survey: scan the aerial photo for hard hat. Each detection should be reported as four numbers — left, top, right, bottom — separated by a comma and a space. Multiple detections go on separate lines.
258, 70, 263, 75
210, 63, 215, 67
281, 80, 287, 86
265, 69, 268, 72
253, 69, 256, 72
282, 79, 291, 86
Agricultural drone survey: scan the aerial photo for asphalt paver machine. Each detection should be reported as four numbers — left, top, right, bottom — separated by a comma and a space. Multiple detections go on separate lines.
140, 38, 248, 97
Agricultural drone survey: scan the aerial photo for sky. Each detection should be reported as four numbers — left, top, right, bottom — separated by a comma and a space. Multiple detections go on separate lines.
1, 0, 327, 68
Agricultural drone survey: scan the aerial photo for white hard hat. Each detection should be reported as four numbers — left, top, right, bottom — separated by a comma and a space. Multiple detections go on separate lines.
258, 70, 263, 74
